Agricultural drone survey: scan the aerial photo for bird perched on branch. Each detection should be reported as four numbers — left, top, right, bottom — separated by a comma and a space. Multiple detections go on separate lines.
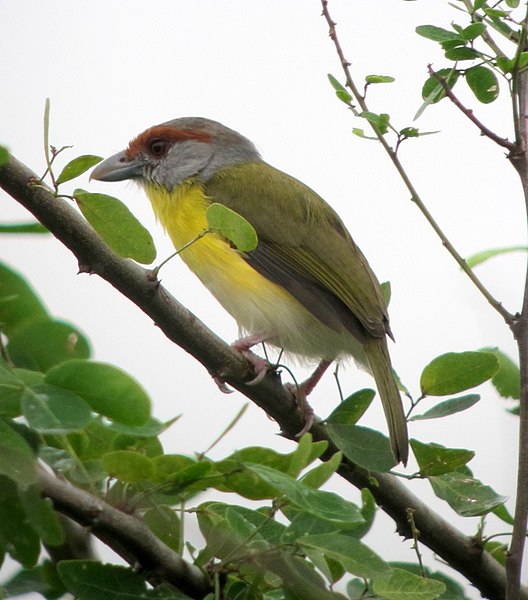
91, 117, 409, 464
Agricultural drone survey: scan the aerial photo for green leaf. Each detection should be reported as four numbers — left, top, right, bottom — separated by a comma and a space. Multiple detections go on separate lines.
106, 415, 179, 438
0, 419, 37, 484
474, 0, 487, 9
410, 394, 480, 421
0, 222, 48, 234
57, 560, 193, 599
484, 540, 508, 565
360, 111, 390, 134
299, 533, 391, 580
462, 23, 486, 40
416, 68, 460, 119
400, 127, 419, 138
373, 567, 446, 600
445, 47, 480, 61
0, 477, 40, 567
493, 502, 514, 525
143, 505, 181, 552
326, 389, 375, 426
21, 384, 92, 434
102, 450, 154, 483
326, 423, 396, 472
55, 155, 103, 185
421, 68, 459, 103
420, 351, 499, 396
328, 73, 353, 104
0, 261, 49, 336
2, 561, 66, 599
7, 317, 91, 371
0, 145, 9, 165
482, 347, 520, 400
429, 471, 507, 516
351, 128, 378, 140
206, 203, 258, 252
505, 0, 520, 6
416, 25, 462, 43
465, 66, 499, 103
410, 440, 474, 476
74, 189, 156, 264
389, 563, 470, 599
46, 360, 151, 425
365, 74, 395, 84
300, 451, 342, 489
18, 484, 65, 546
245, 463, 364, 527
466, 245, 527, 268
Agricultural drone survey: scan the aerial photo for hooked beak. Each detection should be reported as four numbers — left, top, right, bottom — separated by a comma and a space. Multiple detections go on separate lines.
90, 151, 143, 182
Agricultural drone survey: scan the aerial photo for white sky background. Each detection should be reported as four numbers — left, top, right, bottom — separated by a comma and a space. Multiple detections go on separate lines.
1, 0, 526, 597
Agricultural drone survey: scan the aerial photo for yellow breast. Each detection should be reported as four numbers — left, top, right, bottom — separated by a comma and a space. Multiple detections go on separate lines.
143, 180, 361, 361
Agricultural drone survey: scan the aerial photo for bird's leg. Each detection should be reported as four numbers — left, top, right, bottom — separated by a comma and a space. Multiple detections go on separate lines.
285, 359, 332, 436
232, 331, 277, 385
213, 331, 278, 393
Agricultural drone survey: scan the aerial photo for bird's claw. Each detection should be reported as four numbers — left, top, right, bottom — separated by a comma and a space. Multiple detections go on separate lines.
285, 382, 314, 437
213, 376, 234, 394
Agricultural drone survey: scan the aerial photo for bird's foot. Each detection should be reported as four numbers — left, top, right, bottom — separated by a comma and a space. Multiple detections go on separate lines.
284, 360, 332, 437
285, 382, 315, 437
232, 331, 277, 385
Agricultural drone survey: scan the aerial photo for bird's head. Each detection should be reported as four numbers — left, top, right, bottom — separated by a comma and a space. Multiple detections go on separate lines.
91, 117, 260, 190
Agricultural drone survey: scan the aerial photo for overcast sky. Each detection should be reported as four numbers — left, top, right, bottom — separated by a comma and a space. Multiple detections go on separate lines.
1, 1, 526, 596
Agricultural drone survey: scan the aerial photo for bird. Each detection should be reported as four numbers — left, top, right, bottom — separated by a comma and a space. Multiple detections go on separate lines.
91, 117, 409, 465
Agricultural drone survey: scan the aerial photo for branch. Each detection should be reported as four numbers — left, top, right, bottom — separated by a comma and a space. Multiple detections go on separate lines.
506, 10, 528, 599
37, 466, 211, 599
1, 155, 525, 599
427, 64, 516, 152
320, 0, 515, 327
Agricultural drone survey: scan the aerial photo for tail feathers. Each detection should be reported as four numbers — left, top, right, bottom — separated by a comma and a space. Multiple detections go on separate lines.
364, 339, 409, 465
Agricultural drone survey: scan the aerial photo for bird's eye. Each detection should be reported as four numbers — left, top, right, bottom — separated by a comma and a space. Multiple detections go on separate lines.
148, 138, 167, 157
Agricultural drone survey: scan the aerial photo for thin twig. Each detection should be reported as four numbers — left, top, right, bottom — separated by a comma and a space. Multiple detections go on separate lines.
427, 64, 516, 152
320, 0, 515, 326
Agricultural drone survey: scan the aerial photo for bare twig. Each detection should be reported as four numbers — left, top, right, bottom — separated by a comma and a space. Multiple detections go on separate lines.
320, 0, 515, 326
427, 64, 516, 152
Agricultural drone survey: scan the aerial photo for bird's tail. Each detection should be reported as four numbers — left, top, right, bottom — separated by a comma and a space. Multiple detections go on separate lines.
364, 338, 409, 465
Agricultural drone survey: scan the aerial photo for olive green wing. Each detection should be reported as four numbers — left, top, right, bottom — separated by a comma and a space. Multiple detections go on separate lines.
205, 161, 390, 340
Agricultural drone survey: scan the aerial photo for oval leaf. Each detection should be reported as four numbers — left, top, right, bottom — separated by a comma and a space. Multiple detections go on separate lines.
326, 389, 375, 426
410, 394, 480, 421
465, 66, 499, 103
373, 567, 446, 600
21, 384, 92, 434
7, 318, 91, 372
410, 439, 474, 476
428, 471, 507, 517
299, 533, 391, 580
326, 423, 396, 472
206, 203, 258, 252
56, 155, 102, 185
74, 189, 156, 264
416, 25, 462, 43
102, 450, 154, 483
484, 348, 520, 400
46, 360, 151, 425
365, 75, 395, 84
420, 351, 499, 396
0, 420, 36, 485
0, 262, 49, 337
245, 463, 364, 528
